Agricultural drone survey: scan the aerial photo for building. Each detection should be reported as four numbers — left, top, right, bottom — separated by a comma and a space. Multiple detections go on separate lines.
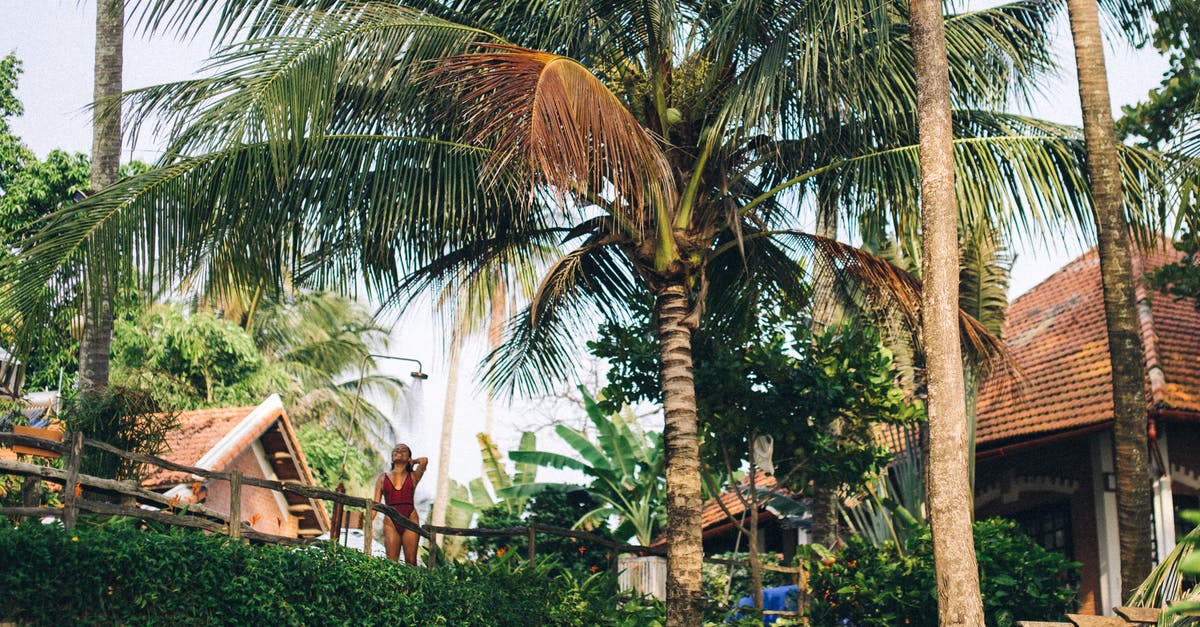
142, 394, 330, 539
975, 244, 1200, 614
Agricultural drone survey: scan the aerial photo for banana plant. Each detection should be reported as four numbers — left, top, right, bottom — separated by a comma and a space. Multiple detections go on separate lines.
448, 431, 539, 520
503, 388, 665, 546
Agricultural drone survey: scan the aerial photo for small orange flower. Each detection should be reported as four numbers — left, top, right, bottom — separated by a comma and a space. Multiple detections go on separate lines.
577, 546, 586, 555
496, 546, 508, 557
191, 482, 201, 494
249, 514, 262, 526
589, 565, 599, 573
168, 495, 182, 510
73, 485, 82, 498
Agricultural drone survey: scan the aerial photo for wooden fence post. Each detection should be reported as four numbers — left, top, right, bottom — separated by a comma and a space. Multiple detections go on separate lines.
362, 499, 373, 557
426, 526, 437, 568
62, 432, 83, 530
330, 481, 346, 546
527, 526, 536, 564
228, 471, 242, 540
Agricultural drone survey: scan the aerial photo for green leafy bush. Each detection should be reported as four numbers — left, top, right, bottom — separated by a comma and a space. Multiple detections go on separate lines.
701, 551, 794, 609
472, 487, 617, 578
60, 387, 180, 482
808, 518, 1079, 627
0, 522, 635, 626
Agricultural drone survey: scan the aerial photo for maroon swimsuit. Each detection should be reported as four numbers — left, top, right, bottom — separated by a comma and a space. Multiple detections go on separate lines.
382, 472, 416, 519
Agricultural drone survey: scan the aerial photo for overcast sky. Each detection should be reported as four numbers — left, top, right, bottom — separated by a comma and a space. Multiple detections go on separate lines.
0, 1, 1176, 496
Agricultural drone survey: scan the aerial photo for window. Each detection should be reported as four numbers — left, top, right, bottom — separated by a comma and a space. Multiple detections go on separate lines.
1010, 501, 1074, 560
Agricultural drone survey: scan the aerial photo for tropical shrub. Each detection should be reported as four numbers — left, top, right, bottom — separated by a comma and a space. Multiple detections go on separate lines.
296, 421, 377, 497
59, 387, 180, 482
808, 518, 1079, 626
0, 522, 636, 626
701, 551, 797, 623
472, 486, 616, 578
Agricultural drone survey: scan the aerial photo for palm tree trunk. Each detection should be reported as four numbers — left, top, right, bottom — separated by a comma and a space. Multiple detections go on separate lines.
78, 0, 122, 393
1064, 0, 1153, 594
910, 0, 986, 623
484, 272, 507, 443
655, 283, 704, 627
810, 183, 844, 548
431, 325, 464, 534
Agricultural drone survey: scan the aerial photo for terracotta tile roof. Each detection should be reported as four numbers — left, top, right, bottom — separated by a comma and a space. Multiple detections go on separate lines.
701, 472, 801, 532
976, 244, 1200, 448
648, 471, 795, 547
142, 404, 263, 488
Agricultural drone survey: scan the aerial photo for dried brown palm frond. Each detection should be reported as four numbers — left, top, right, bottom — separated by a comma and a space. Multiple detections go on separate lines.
424, 44, 677, 233
792, 233, 1015, 373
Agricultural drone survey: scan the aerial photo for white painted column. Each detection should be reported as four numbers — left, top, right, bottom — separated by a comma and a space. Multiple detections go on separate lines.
1091, 431, 1121, 613
1152, 429, 1176, 562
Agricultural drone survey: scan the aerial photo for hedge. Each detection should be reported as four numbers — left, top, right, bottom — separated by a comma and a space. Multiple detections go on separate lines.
0, 521, 646, 626
808, 518, 1080, 627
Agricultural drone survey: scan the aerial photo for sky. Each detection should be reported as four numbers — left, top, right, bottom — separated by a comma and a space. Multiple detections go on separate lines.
0, 1, 1177, 502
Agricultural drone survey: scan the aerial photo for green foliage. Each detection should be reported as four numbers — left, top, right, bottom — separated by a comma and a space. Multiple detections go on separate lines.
0, 54, 89, 392
506, 390, 666, 545
111, 304, 273, 409
591, 298, 920, 498
450, 432, 541, 524
1150, 228, 1200, 311
1159, 510, 1200, 622
295, 422, 377, 497
1117, 0, 1200, 148
473, 486, 616, 578
808, 519, 1080, 627
59, 387, 180, 481
701, 551, 795, 620
111, 293, 402, 453
0, 522, 632, 626
249, 292, 405, 444
1129, 509, 1200, 613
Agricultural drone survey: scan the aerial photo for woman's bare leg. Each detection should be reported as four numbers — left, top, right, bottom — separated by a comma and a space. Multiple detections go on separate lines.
401, 511, 420, 565
382, 517, 401, 561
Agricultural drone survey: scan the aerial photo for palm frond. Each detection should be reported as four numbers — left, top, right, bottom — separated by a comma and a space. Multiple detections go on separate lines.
481, 239, 638, 397
958, 230, 1012, 338
425, 44, 677, 230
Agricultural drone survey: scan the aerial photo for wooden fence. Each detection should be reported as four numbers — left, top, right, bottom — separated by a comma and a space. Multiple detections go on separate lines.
0, 430, 806, 618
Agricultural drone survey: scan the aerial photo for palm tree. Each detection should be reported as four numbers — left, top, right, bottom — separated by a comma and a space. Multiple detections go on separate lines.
77, 0, 124, 393
249, 291, 407, 449
910, 0, 986, 621
3, 2, 1163, 621
1063, 0, 1155, 592
429, 250, 547, 531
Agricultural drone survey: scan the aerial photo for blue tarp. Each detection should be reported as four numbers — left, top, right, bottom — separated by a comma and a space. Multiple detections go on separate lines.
735, 584, 799, 625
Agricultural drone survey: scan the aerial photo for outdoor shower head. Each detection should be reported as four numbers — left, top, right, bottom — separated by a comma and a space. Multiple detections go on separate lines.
410, 371, 429, 380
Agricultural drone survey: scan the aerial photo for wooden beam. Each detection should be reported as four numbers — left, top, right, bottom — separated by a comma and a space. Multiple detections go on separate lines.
1067, 614, 1130, 626
0, 458, 231, 524
1113, 607, 1161, 624
0, 506, 60, 517
0, 432, 69, 456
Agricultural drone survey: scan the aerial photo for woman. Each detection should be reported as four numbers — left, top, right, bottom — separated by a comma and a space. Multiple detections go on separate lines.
373, 443, 428, 564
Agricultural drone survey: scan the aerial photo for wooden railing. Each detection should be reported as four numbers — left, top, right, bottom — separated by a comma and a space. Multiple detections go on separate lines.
0, 430, 806, 618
